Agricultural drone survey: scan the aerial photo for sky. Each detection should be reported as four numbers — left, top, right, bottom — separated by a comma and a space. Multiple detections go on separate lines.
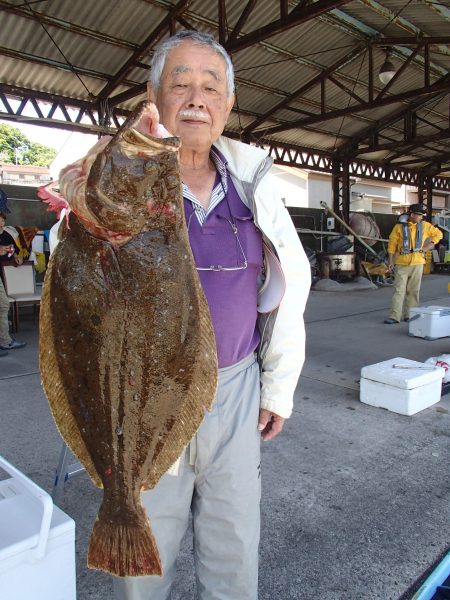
0, 118, 98, 180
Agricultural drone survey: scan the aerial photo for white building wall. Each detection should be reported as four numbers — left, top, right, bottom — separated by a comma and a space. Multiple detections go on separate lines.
300, 172, 414, 214
307, 177, 332, 209
265, 166, 446, 214
391, 185, 407, 206
270, 165, 308, 207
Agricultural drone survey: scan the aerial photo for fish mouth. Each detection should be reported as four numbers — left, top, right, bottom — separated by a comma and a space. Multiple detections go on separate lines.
121, 128, 180, 157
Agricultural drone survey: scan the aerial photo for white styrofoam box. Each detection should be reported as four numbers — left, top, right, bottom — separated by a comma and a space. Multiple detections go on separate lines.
360, 357, 445, 416
409, 305, 450, 340
0, 456, 76, 600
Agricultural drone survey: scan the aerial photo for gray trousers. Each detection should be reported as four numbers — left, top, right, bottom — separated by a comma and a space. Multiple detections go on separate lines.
389, 264, 423, 321
113, 353, 261, 600
0, 279, 12, 346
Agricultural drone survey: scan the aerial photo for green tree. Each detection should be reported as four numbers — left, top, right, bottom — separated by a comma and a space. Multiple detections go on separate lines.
0, 123, 28, 164
21, 142, 56, 167
0, 123, 56, 167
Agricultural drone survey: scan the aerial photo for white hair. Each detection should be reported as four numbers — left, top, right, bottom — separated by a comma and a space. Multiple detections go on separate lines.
150, 30, 235, 97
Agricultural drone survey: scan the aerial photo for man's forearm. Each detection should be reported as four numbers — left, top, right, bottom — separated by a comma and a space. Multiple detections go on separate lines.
420, 239, 434, 252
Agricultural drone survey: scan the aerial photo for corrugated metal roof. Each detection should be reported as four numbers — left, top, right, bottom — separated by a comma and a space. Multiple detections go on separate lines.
0, 0, 448, 177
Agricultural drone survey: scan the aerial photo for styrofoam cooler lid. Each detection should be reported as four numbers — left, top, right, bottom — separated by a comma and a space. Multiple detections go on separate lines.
0, 455, 75, 568
361, 357, 445, 389
0, 479, 74, 563
409, 305, 450, 316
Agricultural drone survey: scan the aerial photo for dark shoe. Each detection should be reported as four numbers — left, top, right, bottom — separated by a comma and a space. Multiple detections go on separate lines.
0, 349, 8, 357
384, 318, 399, 324
403, 318, 410, 322
0, 338, 26, 350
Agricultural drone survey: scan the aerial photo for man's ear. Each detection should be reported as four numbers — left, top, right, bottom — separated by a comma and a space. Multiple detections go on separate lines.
225, 94, 235, 120
147, 81, 156, 103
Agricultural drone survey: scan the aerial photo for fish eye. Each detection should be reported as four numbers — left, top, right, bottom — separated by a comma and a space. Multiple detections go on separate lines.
143, 160, 159, 174
166, 175, 178, 189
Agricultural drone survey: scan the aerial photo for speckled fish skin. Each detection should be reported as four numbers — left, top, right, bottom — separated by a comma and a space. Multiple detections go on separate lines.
39, 103, 218, 577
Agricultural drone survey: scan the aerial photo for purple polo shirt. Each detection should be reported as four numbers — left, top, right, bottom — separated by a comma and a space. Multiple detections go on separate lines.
183, 150, 263, 368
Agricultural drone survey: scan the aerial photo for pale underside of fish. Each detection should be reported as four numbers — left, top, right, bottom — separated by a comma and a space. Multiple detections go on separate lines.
39, 103, 218, 577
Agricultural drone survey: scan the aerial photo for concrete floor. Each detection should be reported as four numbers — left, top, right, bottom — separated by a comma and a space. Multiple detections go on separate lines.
0, 273, 449, 600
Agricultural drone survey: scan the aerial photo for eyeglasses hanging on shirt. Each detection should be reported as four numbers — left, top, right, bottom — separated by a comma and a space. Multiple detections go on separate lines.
186, 195, 248, 272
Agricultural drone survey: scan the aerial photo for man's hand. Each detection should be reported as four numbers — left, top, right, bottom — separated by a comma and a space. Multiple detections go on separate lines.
386, 253, 395, 273
14, 255, 23, 265
258, 409, 285, 442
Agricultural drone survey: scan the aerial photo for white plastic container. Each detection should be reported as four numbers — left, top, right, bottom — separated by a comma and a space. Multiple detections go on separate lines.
360, 357, 445, 416
409, 305, 450, 340
0, 455, 76, 600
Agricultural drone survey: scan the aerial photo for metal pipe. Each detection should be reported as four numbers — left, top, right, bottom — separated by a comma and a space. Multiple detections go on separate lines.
296, 228, 388, 242
319, 201, 384, 261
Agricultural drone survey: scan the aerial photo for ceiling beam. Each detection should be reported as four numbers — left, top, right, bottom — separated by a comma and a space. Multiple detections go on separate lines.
369, 36, 450, 46
429, 151, 450, 174
262, 138, 450, 190
242, 44, 366, 135
225, 0, 350, 53
388, 156, 432, 167
96, 0, 190, 100
259, 74, 450, 136
218, 0, 227, 45
338, 71, 450, 155
109, 84, 148, 106
0, 84, 94, 110
0, 83, 129, 132
227, 0, 258, 44
0, 1, 137, 50
357, 128, 450, 154
328, 75, 366, 104
0, 45, 122, 86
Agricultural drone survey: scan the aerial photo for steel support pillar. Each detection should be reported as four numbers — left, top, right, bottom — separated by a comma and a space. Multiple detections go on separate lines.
341, 159, 350, 224
332, 160, 340, 215
426, 177, 433, 218
331, 158, 350, 229
418, 174, 433, 218
417, 174, 424, 204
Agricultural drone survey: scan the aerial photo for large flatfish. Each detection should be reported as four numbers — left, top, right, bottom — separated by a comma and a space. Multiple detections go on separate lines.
39, 102, 218, 576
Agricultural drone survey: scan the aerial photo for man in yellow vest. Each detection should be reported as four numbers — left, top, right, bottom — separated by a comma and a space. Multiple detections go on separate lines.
384, 203, 443, 324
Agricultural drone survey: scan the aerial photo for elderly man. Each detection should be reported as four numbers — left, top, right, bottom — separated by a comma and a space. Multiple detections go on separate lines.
384, 203, 442, 324
114, 30, 310, 600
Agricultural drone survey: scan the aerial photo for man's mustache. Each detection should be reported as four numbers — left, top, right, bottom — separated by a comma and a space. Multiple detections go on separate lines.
178, 110, 209, 120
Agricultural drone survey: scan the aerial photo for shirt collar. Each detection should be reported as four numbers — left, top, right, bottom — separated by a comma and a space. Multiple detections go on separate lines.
182, 146, 229, 218
210, 146, 228, 194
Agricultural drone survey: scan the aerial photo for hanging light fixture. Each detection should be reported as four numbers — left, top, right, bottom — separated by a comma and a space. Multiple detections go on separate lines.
379, 51, 396, 85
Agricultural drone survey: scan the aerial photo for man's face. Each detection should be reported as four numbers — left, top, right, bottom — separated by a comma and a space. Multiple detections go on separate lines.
0, 215, 5, 229
151, 41, 235, 153
409, 212, 424, 224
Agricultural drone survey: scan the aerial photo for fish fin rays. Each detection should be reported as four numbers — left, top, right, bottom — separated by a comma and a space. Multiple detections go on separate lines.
88, 508, 162, 577
39, 257, 102, 488
144, 302, 218, 488
143, 397, 206, 489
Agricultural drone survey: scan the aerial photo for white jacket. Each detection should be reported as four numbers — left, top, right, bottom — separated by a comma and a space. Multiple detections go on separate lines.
215, 136, 311, 418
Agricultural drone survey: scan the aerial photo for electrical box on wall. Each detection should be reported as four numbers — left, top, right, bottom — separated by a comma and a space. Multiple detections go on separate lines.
326, 217, 335, 230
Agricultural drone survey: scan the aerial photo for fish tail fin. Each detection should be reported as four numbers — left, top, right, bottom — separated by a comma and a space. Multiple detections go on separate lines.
87, 506, 162, 577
